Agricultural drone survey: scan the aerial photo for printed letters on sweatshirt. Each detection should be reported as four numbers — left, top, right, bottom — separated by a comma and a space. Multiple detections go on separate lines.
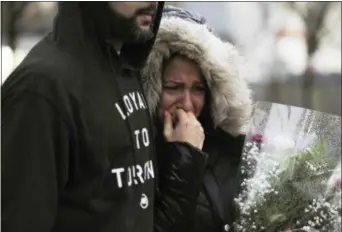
112, 90, 154, 189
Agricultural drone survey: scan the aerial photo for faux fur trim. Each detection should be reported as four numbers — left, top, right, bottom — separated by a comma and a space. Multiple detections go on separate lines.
142, 17, 253, 136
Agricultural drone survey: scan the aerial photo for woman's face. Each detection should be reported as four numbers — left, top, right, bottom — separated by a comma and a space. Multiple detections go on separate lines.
159, 56, 206, 122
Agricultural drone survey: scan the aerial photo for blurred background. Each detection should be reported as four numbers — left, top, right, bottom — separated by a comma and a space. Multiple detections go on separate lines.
1, 2, 341, 115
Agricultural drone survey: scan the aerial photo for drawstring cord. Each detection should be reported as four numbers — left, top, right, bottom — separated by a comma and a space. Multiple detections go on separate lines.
106, 44, 139, 168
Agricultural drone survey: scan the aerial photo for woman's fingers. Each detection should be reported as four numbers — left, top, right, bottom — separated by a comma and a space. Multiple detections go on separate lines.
163, 111, 173, 141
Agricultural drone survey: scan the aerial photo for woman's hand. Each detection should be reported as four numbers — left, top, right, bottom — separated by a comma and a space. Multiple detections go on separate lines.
163, 109, 205, 150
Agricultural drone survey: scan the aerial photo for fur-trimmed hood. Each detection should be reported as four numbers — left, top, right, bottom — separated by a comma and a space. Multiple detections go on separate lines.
142, 6, 252, 136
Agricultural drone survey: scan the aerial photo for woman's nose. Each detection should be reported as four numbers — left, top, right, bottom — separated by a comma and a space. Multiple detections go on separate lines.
179, 90, 194, 113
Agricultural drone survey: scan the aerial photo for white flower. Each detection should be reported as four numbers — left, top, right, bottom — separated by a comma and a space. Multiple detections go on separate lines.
267, 134, 295, 151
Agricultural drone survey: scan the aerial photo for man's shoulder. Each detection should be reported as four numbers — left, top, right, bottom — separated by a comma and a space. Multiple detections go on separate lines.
1, 44, 85, 123
3, 39, 87, 98
24, 38, 87, 80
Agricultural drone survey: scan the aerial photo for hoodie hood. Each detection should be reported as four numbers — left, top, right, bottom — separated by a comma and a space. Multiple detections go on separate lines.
142, 6, 252, 136
52, 2, 164, 69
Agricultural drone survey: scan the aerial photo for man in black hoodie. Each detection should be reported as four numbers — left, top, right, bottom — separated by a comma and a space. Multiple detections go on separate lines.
2, 2, 207, 232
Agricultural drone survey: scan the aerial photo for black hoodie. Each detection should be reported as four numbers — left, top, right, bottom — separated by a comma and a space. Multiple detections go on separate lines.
2, 3, 207, 232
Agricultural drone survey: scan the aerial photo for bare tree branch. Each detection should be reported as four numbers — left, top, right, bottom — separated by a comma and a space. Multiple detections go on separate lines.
304, 2, 331, 55
287, 2, 333, 109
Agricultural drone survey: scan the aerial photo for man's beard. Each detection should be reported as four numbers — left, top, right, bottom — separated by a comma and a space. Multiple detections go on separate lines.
108, 7, 156, 43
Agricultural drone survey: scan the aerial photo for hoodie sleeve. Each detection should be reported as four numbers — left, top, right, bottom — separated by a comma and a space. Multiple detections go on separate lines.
1, 91, 69, 232
154, 142, 208, 232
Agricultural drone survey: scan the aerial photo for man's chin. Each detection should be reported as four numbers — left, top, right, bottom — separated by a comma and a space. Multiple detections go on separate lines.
139, 24, 152, 32
135, 29, 154, 42
133, 17, 154, 41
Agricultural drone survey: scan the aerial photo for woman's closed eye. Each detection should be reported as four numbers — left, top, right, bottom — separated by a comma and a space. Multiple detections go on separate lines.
163, 84, 206, 95
163, 84, 184, 92
192, 85, 206, 93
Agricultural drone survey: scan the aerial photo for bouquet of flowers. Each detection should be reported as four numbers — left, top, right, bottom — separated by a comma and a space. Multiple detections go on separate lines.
233, 101, 341, 232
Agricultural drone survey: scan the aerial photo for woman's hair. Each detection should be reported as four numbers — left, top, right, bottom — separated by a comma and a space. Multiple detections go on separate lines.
161, 53, 193, 78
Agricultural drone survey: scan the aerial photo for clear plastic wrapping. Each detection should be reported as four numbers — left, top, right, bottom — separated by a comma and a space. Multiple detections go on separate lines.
233, 101, 341, 232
